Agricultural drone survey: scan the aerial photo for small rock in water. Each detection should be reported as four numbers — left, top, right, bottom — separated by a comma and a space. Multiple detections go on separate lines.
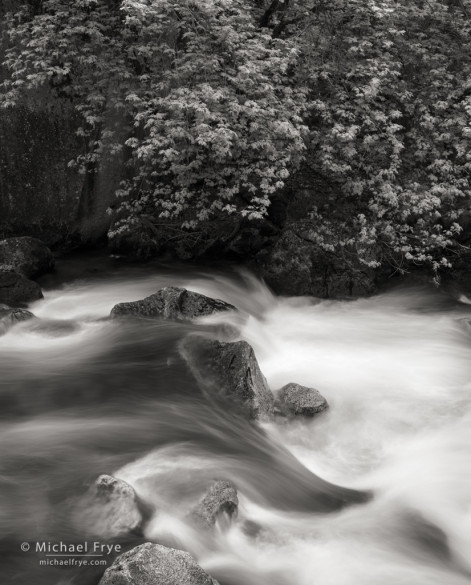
99, 542, 220, 585
0, 270, 43, 306
0, 305, 36, 335
180, 336, 275, 419
190, 480, 238, 528
74, 474, 143, 539
110, 286, 237, 321
0, 307, 36, 323
278, 383, 328, 416
0, 307, 36, 336
0, 236, 54, 278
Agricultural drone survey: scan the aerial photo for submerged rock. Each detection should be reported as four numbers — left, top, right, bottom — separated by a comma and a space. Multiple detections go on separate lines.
0, 236, 54, 278
110, 286, 236, 321
278, 383, 328, 416
74, 474, 143, 539
27, 318, 79, 338
190, 480, 238, 528
99, 542, 219, 585
180, 336, 275, 419
0, 270, 43, 306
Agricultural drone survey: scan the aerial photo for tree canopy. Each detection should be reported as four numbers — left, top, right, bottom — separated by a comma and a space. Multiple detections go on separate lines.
2, 0, 471, 272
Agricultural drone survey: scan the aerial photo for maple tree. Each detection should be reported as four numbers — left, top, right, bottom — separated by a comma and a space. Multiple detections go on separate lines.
2, 0, 471, 272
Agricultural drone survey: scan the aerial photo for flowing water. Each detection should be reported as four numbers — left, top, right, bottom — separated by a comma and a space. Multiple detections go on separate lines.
1, 254, 471, 584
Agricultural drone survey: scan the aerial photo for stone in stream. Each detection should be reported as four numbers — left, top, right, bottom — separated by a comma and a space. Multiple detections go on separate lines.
0, 236, 55, 278
0, 307, 36, 335
189, 480, 238, 529
74, 474, 143, 539
28, 318, 79, 338
0, 270, 43, 306
0, 307, 36, 323
180, 336, 275, 419
110, 286, 237, 321
99, 542, 220, 585
277, 383, 328, 417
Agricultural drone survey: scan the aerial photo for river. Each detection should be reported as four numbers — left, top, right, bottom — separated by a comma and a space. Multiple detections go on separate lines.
1, 254, 471, 584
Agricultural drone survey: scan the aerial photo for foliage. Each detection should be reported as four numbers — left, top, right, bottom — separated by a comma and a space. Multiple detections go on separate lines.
273, 0, 471, 271
1, 0, 307, 240
2, 0, 471, 272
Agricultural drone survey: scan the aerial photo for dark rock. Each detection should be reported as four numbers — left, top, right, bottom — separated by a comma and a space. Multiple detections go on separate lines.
99, 542, 219, 585
0, 270, 43, 306
110, 287, 237, 321
73, 474, 143, 539
190, 480, 238, 528
257, 225, 376, 298
0, 307, 36, 335
180, 336, 275, 419
278, 383, 328, 417
0, 237, 54, 278
0, 307, 36, 323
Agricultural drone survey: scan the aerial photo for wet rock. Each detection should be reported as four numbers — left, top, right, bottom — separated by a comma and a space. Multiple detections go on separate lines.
0, 307, 36, 335
0, 270, 43, 306
180, 336, 275, 419
99, 542, 219, 585
0, 237, 54, 278
0, 307, 36, 323
257, 225, 376, 298
190, 480, 238, 528
278, 383, 328, 416
110, 287, 237, 321
74, 475, 143, 539
27, 318, 79, 338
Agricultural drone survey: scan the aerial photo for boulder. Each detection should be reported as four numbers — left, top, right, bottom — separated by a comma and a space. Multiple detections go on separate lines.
180, 336, 275, 419
0, 270, 43, 306
110, 287, 236, 321
74, 474, 143, 539
257, 225, 376, 298
278, 383, 328, 417
99, 542, 219, 585
190, 480, 238, 528
0, 237, 54, 278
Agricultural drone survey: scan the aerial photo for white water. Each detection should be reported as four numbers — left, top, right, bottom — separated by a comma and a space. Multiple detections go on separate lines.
1, 262, 471, 584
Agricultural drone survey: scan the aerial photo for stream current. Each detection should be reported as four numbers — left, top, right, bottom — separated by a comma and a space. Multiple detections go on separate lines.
1, 254, 471, 584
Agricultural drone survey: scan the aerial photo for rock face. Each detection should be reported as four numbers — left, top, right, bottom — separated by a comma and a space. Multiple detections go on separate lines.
257, 225, 376, 298
0, 270, 43, 306
180, 336, 274, 419
190, 480, 238, 528
110, 287, 236, 321
278, 383, 328, 416
75, 475, 143, 539
99, 542, 219, 585
0, 237, 54, 278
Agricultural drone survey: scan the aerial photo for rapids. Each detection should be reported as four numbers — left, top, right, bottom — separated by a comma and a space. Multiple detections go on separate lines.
1, 253, 471, 584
